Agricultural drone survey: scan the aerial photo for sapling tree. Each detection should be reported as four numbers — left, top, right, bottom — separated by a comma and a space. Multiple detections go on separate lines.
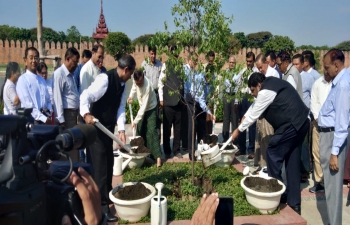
150, 0, 236, 183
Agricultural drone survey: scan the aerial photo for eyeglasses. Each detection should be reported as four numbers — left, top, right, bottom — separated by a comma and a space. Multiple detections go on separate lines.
27, 56, 39, 62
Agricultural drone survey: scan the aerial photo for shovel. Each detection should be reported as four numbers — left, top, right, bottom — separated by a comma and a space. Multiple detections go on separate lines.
93, 118, 135, 155
128, 103, 140, 142
201, 138, 233, 168
210, 104, 218, 137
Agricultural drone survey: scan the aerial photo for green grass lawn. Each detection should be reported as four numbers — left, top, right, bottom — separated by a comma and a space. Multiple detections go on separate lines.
120, 162, 261, 223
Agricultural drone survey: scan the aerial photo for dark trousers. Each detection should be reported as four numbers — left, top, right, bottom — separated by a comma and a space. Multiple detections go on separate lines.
222, 97, 238, 142
187, 94, 206, 155
181, 104, 188, 149
55, 109, 79, 161
64, 109, 79, 161
89, 123, 114, 213
266, 120, 309, 208
163, 103, 182, 155
238, 98, 256, 154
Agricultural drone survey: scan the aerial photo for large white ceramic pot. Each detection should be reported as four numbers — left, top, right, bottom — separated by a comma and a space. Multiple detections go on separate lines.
109, 182, 156, 222
240, 176, 286, 214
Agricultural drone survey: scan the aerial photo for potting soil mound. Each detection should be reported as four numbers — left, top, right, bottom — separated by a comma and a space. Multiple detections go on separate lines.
130, 137, 144, 147
120, 146, 151, 154
203, 135, 218, 145
113, 182, 151, 200
218, 143, 236, 150
244, 177, 283, 193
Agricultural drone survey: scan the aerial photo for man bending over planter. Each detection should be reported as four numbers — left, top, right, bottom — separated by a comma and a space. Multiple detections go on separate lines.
128, 69, 162, 167
230, 72, 309, 215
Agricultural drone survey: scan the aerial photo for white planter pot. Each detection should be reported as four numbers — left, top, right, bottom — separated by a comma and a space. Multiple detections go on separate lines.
240, 176, 286, 214
127, 155, 146, 169
109, 182, 156, 222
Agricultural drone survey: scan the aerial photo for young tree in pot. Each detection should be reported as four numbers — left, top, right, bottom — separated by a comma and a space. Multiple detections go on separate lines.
150, 0, 239, 183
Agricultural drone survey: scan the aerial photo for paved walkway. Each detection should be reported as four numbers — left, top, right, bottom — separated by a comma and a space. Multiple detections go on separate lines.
113, 123, 350, 224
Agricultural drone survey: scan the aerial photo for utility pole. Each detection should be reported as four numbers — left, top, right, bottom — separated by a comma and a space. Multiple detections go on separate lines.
37, 0, 44, 60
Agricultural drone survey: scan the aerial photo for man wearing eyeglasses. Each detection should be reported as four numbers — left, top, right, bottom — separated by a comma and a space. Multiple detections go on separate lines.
276, 51, 303, 99
16, 47, 52, 124
52, 47, 80, 161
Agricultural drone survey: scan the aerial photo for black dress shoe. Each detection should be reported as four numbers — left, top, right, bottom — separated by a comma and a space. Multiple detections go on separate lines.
290, 205, 301, 215
105, 212, 118, 222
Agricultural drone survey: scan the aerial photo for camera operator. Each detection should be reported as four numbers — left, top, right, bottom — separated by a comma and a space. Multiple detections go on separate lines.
62, 167, 105, 225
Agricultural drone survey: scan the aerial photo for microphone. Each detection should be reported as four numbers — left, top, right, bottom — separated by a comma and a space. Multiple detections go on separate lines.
55, 124, 97, 151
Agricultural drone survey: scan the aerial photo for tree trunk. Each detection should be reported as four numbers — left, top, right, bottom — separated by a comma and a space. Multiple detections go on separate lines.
37, 0, 44, 60
191, 115, 195, 183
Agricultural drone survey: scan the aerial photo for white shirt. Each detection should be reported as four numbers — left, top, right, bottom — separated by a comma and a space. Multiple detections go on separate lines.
310, 76, 332, 120
80, 73, 126, 131
45, 78, 54, 106
236, 66, 259, 93
16, 70, 52, 122
158, 63, 167, 102
238, 90, 277, 132
53, 64, 80, 123
129, 77, 157, 124
234, 66, 259, 103
3, 79, 18, 115
80, 59, 99, 93
265, 65, 280, 78
141, 59, 162, 90
306, 67, 321, 81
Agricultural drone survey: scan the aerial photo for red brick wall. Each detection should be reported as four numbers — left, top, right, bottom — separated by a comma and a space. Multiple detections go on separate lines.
0, 40, 349, 70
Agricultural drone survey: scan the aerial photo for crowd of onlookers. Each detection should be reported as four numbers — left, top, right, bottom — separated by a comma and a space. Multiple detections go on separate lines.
1, 45, 350, 224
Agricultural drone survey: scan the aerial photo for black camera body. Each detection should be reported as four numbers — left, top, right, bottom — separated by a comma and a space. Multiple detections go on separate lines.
0, 109, 95, 225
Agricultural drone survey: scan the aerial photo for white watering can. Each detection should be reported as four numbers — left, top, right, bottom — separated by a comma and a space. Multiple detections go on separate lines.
151, 182, 167, 225
201, 138, 238, 168
196, 140, 210, 161
113, 149, 133, 176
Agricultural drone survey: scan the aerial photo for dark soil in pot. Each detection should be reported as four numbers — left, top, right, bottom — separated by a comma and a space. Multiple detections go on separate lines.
203, 135, 218, 146
130, 137, 144, 147
120, 146, 151, 154
218, 143, 236, 150
113, 182, 151, 200
244, 177, 283, 193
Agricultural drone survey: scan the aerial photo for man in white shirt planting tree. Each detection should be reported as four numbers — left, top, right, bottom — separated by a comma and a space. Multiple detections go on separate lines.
230, 72, 310, 215
127, 69, 162, 167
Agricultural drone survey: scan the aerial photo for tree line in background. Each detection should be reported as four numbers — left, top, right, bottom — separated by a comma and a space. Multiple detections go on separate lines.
1, 24, 350, 59
0, 25, 94, 44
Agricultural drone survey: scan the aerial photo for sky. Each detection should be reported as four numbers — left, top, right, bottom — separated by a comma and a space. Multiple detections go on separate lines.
0, 0, 349, 47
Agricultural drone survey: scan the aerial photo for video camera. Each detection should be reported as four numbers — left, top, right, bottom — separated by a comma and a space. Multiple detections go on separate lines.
0, 108, 97, 225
